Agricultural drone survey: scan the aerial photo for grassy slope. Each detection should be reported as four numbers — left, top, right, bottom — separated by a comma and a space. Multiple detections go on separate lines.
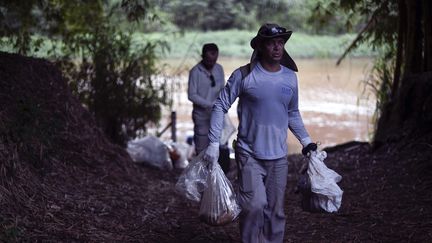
133, 30, 376, 59
1, 30, 376, 60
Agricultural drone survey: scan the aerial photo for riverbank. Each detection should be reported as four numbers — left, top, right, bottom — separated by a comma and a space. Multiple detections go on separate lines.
154, 57, 376, 154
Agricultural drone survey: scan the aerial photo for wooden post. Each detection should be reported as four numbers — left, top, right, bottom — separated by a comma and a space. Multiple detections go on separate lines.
171, 111, 177, 142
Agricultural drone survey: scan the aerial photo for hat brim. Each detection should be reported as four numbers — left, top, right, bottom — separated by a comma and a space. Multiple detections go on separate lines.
250, 31, 292, 49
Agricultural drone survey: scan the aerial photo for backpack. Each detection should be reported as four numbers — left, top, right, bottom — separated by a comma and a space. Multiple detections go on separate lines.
235, 63, 252, 119
239, 63, 252, 81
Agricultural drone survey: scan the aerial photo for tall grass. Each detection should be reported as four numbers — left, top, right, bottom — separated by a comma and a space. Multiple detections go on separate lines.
133, 30, 377, 59
360, 49, 395, 140
2, 30, 377, 60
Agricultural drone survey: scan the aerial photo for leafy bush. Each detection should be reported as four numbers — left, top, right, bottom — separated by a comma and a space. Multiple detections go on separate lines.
0, 0, 170, 146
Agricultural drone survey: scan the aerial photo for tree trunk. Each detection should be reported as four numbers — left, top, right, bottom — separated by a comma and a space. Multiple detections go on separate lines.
404, 0, 423, 75
423, 0, 432, 71
392, 0, 405, 99
374, 72, 432, 147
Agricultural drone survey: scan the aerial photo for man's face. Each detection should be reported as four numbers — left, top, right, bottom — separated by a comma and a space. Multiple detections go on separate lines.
202, 50, 218, 69
260, 37, 285, 63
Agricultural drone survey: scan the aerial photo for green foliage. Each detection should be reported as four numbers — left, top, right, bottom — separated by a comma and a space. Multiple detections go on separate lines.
314, 0, 410, 142
137, 30, 376, 59
307, 0, 365, 34
0, 0, 50, 54
58, 3, 169, 146
0, 0, 170, 146
59, 26, 169, 146
361, 45, 395, 137
309, 0, 398, 56
149, 0, 360, 33
249, 0, 322, 32
162, 0, 243, 30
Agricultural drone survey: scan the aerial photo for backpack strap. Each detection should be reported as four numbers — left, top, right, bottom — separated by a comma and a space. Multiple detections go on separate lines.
239, 63, 251, 81
237, 63, 253, 118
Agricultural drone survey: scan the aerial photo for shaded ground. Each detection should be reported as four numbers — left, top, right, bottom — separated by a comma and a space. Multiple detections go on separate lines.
1, 52, 432, 242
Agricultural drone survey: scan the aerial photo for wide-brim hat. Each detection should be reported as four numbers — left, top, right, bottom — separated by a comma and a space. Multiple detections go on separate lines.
250, 23, 298, 72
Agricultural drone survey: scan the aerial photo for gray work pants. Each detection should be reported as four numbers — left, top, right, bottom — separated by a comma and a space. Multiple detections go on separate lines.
236, 149, 288, 243
192, 107, 211, 154
193, 119, 210, 155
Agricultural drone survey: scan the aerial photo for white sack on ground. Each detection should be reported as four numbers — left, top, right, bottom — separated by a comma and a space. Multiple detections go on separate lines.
199, 161, 241, 226
127, 135, 173, 170
307, 150, 343, 213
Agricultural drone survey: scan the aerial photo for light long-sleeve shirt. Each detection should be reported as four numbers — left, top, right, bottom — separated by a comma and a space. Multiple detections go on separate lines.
209, 62, 312, 160
187, 62, 225, 113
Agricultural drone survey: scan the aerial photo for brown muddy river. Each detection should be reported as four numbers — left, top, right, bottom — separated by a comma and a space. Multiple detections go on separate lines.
152, 57, 376, 154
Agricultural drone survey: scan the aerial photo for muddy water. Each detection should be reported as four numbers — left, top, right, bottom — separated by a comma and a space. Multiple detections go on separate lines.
154, 57, 376, 154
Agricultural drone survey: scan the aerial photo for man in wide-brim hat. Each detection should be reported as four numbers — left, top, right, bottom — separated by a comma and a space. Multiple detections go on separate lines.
249, 23, 298, 72
203, 23, 317, 242
204, 24, 317, 242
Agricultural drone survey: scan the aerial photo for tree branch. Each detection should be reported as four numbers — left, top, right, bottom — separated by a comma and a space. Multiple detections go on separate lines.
336, 1, 389, 66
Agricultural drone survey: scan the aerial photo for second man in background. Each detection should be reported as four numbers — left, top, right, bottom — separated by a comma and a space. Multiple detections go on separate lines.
187, 43, 230, 173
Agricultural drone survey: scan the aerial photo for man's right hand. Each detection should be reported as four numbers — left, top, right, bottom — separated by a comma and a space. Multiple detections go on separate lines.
203, 142, 220, 165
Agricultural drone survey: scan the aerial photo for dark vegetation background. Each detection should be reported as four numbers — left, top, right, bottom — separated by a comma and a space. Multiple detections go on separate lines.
1, 0, 370, 146
1, 0, 432, 241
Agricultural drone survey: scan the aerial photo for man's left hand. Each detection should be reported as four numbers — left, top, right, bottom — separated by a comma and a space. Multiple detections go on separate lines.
302, 143, 317, 156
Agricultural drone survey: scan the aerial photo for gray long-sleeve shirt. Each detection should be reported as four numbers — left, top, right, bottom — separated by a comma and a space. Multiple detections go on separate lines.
187, 62, 225, 111
209, 62, 312, 160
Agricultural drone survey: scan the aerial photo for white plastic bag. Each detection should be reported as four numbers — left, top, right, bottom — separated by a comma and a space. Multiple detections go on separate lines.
127, 135, 172, 170
175, 151, 209, 202
199, 161, 241, 226
306, 150, 343, 213
166, 141, 190, 169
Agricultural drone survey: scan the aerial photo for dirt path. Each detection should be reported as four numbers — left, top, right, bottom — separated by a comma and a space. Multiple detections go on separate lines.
144, 142, 432, 242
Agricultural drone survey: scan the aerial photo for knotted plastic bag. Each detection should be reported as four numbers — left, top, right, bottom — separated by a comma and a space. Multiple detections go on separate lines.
298, 149, 343, 213
175, 151, 209, 202
199, 161, 241, 226
127, 135, 172, 170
